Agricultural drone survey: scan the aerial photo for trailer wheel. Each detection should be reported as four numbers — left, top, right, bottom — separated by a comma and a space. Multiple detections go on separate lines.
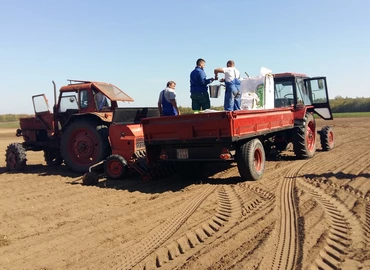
5, 143, 27, 171
320, 126, 334, 151
82, 172, 99, 186
293, 113, 316, 159
61, 120, 110, 173
237, 139, 265, 181
104, 154, 128, 180
43, 150, 63, 166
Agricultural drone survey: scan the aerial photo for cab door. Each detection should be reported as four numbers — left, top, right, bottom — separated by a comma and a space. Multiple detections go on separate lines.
304, 77, 333, 120
32, 94, 54, 130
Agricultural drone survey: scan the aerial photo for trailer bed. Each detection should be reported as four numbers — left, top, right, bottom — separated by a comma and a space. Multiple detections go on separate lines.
142, 108, 295, 145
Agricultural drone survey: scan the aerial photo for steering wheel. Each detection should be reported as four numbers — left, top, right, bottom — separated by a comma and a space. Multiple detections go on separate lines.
284, 93, 294, 98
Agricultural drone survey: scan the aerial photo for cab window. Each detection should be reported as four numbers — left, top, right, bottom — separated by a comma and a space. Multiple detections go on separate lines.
296, 79, 312, 105
80, 90, 88, 108
59, 91, 78, 113
274, 80, 294, 107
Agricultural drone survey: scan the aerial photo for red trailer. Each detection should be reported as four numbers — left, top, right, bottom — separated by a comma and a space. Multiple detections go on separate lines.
141, 73, 335, 181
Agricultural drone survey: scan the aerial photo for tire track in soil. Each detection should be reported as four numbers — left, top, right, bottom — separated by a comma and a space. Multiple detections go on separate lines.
366, 202, 370, 244
327, 130, 368, 149
298, 179, 365, 269
305, 177, 370, 246
1, 184, 199, 254
137, 183, 276, 270
176, 184, 276, 270
254, 131, 369, 270
260, 162, 303, 270
116, 185, 218, 270
134, 185, 242, 270
298, 132, 370, 268
302, 141, 370, 247
1, 182, 210, 269
237, 183, 275, 215
305, 142, 369, 178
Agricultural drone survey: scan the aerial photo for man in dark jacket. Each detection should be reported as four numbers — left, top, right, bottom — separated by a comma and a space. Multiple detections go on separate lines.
190, 58, 214, 111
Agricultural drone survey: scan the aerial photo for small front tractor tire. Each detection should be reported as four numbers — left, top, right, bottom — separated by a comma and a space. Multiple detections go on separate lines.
293, 113, 316, 159
5, 143, 27, 171
104, 154, 128, 180
319, 126, 334, 151
237, 138, 266, 181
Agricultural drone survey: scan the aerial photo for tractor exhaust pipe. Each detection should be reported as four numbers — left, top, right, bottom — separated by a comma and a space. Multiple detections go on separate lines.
52, 80, 57, 105
51, 80, 60, 138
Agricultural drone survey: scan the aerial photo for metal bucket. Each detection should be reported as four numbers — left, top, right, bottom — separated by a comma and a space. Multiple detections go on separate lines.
208, 84, 222, 98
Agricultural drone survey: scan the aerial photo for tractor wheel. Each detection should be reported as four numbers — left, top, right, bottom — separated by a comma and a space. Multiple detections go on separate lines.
237, 138, 266, 181
61, 120, 110, 173
5, 143, 27, 171
320, 126, 334, 151
43, 149, 63, 166
104, 154, 128, 180
293, 113, 316, 159
82, 172, 99, 186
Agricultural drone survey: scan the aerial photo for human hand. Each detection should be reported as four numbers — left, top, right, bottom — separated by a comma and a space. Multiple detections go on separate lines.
220, 78, 225, 83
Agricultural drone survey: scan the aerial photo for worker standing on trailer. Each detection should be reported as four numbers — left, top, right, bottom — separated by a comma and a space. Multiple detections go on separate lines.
214, 60, 241, 111
158, 81, 180, 116
190, 58, 214, 112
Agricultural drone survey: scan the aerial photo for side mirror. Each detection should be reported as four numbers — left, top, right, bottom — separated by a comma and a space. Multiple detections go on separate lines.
318, 79, 324, 89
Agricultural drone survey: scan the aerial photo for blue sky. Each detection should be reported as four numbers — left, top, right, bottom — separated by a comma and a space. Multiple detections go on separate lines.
1, 0, 369, 114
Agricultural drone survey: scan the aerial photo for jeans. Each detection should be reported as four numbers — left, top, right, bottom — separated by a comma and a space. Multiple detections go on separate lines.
190, 92, 210, 111
224, 80, 241, 111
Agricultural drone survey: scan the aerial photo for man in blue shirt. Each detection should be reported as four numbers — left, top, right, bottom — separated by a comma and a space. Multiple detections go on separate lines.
190, 58, 214, 111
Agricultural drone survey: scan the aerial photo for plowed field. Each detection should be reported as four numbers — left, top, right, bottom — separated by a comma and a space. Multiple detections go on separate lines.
1, 117, 370, 270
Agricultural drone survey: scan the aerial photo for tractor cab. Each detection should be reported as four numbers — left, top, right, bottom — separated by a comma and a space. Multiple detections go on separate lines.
53, 80, 134, 127
58, 80, 134, 113
274, 73, 333, 120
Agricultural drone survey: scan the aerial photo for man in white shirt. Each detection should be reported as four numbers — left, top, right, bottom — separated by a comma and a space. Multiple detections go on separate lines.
157, 81, 181, 116
214, 60, 241, 111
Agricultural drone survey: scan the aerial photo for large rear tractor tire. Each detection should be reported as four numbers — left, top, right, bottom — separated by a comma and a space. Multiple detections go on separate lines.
237, 139, 266, 181
319, 126, 334, 151
104, 154, 128, 180
61, 120, 110, 173
5, 143, 27, 171
44, 149, 63, 166
293, 113, 316, 159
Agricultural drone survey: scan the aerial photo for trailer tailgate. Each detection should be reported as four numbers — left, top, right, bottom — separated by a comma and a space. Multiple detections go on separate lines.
232, 108, 294, 140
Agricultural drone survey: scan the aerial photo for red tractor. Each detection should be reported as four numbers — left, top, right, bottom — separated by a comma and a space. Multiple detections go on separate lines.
5, 80, 158, 173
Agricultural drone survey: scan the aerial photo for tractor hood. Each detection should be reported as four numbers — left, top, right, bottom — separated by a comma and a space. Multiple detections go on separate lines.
60, 81, 134, 102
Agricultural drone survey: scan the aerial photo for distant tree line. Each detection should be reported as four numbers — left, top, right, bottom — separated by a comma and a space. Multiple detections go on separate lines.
0, 114, 31, 122
0, 97, 369, 121
330, 97, 370, 113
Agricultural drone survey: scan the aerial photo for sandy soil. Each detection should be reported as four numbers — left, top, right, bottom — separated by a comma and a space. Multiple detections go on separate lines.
1, 117, 370, 270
